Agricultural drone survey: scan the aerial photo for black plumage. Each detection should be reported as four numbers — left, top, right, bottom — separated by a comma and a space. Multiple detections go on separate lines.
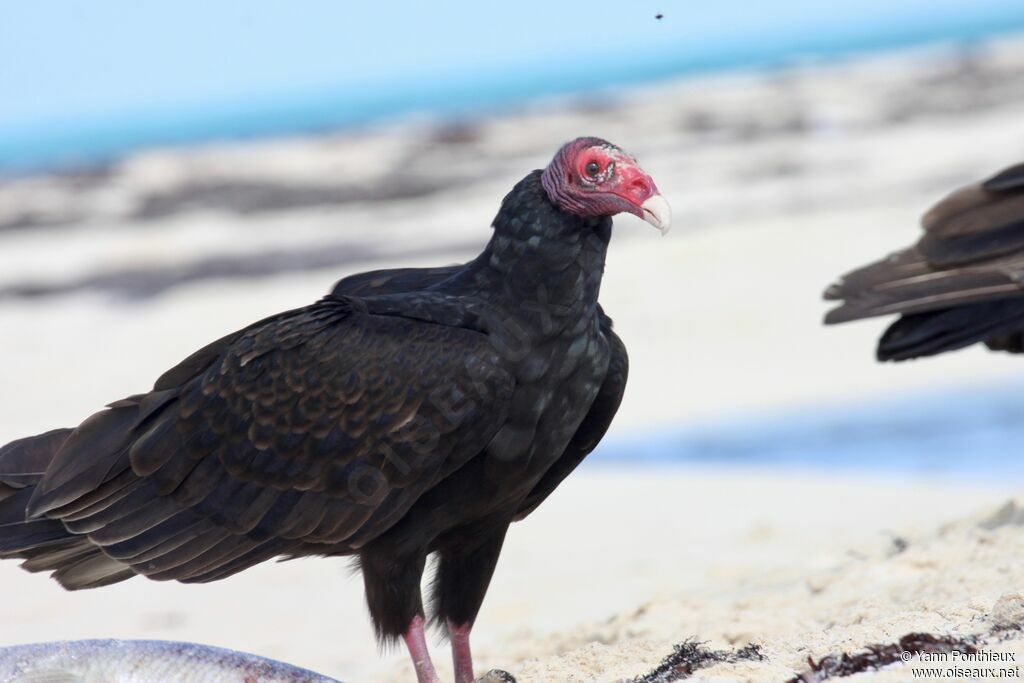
0, 138, 669, 683
824, 162, 1024, 361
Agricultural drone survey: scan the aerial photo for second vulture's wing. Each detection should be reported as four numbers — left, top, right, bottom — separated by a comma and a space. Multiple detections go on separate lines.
824, 163, 1024, 360
5, 296, 514, 588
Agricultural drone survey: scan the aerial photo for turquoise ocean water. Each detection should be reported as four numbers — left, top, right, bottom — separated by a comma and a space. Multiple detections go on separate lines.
3, 1, 1024, 172
595, 380, 1024, 483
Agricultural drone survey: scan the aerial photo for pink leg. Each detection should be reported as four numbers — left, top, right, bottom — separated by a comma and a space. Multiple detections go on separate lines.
448, 619, 474, 683
403, 615, 441, 683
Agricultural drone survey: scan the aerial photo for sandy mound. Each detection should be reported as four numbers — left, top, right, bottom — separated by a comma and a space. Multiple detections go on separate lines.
499, 498, 1024, 682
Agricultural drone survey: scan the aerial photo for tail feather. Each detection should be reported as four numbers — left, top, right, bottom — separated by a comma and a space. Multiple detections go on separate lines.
0, 428, 73, 485
0, 520, 72, 555
52, 552, 135, 590
20, 539, 102, 572
0, 466, 72, 555
0, 426, 137, 590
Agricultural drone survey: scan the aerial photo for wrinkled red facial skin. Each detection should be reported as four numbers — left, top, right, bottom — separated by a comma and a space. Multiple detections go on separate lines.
541, 137, 659, 219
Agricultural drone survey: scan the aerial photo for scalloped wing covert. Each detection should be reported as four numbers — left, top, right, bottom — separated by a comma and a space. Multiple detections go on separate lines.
23, 297, 515, 584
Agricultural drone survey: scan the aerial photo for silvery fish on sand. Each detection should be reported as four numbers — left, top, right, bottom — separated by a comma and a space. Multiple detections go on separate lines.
0, 640, 341, 683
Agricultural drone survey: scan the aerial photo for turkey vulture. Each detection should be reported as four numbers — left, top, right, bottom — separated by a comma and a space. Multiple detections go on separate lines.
0, 137, 671, 683
825, 162, 1024, 360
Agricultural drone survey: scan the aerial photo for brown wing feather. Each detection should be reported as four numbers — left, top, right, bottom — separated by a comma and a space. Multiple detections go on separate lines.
24, 296, 514, 584
825, 162, 1024, 324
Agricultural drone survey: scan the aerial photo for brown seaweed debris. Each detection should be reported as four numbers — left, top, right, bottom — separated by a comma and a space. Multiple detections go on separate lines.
789, 633, 979, 682
629, 640, 765, 683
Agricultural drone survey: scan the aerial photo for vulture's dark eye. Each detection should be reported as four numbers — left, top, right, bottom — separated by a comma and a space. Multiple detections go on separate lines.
585, 161, 601, 178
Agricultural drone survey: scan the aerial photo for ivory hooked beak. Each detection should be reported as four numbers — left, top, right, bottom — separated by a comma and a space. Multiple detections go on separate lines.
640, 194, 672, 235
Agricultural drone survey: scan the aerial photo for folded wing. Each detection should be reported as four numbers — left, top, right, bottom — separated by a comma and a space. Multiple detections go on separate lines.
2, 296, 514, 588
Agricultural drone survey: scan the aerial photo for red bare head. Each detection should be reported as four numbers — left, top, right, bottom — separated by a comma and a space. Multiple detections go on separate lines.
540, 137, 671, 233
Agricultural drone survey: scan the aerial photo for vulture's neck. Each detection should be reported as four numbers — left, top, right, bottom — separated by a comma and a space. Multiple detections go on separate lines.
462, 171, 611, 332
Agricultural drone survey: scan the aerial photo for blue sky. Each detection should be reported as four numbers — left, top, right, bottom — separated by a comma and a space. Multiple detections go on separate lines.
3, 0, 1024, 170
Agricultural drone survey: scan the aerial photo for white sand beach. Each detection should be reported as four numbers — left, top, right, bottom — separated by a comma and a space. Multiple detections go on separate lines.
3, 34, 1024, 682
1, 469, 1019, 681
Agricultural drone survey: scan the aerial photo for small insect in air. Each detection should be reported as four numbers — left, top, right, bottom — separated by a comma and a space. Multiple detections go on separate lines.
655, 13, 664, 19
